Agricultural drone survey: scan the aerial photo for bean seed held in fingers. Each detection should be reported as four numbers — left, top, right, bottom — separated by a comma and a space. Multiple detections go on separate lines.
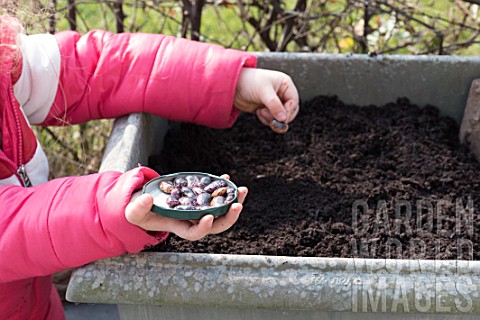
270, 119, 289, 134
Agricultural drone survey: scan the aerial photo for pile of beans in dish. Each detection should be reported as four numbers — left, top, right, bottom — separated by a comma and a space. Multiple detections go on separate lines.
159, 175, 236, 210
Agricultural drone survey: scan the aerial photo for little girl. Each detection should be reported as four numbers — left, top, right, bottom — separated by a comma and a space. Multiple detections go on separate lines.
0, 14, 299, 320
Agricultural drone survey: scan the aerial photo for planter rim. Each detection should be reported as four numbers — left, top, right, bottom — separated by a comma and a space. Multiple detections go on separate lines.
254, 51, 480, 62
67, 251, 480, 314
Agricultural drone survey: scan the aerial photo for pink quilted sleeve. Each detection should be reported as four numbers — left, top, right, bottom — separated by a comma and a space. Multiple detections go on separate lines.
46, 30, 257, 128
0, 167, 167, 282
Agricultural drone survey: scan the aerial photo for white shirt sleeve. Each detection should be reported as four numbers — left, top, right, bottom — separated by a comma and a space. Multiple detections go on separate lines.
13, 33, 61, 125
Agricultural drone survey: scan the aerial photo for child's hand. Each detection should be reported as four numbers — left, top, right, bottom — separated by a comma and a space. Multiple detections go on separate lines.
234, 68, 299, 127
125, 175, 247, 241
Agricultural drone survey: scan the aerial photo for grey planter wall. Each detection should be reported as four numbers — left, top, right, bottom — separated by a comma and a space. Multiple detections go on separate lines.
67, 53, 480, 320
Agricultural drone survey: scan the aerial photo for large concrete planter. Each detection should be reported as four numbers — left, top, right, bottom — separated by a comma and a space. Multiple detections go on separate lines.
67, 53, 480, 320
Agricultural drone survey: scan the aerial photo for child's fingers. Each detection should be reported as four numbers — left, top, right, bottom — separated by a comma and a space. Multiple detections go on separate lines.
175, 187, 246, 236
161, 215, 214, 241
281, 77, 299, 104
125, 193, 153, 226
257, 77, 298, 126
209, 188, 246, 234
285, 99, 300, 123
182, 215, 215, 240
219, 175, 248, 203
209, 203, 243, 234
280, 78, 299, 123
217, 178, 247, 204
260, 86, 287, 122
237, 186, 248, 204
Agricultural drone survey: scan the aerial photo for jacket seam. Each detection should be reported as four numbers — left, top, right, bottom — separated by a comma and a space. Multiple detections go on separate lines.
45, 179, 69, 269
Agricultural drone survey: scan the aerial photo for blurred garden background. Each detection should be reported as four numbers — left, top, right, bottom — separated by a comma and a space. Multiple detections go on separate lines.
3, 0, 480, 178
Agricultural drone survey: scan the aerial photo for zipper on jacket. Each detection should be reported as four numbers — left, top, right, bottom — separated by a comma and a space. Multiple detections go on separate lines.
17, 164, 32, 187
8, 83, 32, 187
0, 151, 31, 187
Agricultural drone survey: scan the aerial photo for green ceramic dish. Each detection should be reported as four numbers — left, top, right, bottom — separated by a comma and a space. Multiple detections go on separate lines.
142, 172, 238, 220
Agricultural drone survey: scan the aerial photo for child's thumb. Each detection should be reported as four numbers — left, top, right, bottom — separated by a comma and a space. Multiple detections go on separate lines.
125, 193, 153, 226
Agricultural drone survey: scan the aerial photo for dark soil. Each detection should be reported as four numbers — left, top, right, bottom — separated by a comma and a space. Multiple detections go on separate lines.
148, 96, 480, 260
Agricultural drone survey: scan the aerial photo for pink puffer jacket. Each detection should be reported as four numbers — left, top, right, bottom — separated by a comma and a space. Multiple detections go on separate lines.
0, 17, 256, 319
